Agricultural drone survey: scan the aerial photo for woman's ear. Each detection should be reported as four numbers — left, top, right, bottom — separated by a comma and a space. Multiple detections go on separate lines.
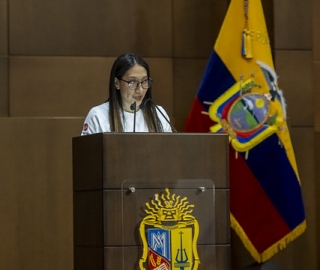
114, 78, 120, 90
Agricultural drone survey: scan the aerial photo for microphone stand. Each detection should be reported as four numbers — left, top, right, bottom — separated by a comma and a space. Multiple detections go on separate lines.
130, 102, 137, 132
141, 98, 178, 133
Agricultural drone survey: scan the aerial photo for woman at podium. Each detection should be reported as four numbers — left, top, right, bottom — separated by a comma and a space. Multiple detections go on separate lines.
81, 53, 175, 135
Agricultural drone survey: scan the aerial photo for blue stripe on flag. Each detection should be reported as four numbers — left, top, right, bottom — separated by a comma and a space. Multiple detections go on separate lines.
198, 51, 235, 111
240, 134, 305, 229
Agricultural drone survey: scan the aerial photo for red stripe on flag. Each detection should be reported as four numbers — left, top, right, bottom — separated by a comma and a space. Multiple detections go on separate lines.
230, 147, 291, 253
184, 98, 214, 132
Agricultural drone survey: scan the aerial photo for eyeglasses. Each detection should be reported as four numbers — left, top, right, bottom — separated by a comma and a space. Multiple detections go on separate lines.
119, 78, 152, 90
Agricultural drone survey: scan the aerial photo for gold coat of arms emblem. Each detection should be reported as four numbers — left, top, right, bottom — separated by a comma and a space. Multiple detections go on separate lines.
139, 188, 200, 270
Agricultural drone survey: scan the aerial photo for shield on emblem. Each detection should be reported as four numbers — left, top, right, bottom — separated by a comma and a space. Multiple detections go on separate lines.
147, 228, 193, 269
139, 189, 200, 270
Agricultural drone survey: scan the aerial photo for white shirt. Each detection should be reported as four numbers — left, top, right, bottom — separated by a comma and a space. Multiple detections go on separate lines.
81, 102, 173, 135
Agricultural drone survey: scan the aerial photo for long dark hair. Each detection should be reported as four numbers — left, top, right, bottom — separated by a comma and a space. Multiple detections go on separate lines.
108, 53, 164, 132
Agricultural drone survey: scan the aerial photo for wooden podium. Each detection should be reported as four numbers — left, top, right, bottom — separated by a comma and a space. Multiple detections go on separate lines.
73, 133, 230, 269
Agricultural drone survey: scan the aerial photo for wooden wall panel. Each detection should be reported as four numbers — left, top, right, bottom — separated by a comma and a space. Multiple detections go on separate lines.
314, 0, 320, 133
316, 132, 320, 269
0, 0, 8, 117
274, 0, 312, 50
315, 62, 320, 132
0, 118, 83, 270
314, 0, 320, 61
147, 58, 174, 117
269, 127, 317, 269
0, 0, 7, 55
9, 56, 113, 117
0, 56, 8, 116
261, 0, 275, 49
9, 56, 174, 119
9, 0, 172, 57
173, 58, 207, 119
173, 0, 228, 58
274, 50, 313, 127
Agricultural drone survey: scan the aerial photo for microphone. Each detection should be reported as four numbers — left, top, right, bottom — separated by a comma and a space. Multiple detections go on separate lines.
130, 101, 137, 132
141, 98, 178, 132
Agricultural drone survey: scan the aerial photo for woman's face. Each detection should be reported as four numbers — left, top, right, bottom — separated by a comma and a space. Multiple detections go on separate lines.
115, 64, 149, 112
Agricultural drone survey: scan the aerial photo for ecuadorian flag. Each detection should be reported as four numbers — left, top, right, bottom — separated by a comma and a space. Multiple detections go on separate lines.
184, 0, 306, 263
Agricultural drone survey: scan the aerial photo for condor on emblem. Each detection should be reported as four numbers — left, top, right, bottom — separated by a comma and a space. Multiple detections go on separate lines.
139, 188, 200, 270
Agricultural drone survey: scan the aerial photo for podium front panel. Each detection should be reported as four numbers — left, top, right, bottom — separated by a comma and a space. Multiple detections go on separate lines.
73, 133, 230, 269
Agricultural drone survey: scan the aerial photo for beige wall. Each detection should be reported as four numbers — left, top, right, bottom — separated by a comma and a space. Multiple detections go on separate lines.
0, 0, 318, 269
